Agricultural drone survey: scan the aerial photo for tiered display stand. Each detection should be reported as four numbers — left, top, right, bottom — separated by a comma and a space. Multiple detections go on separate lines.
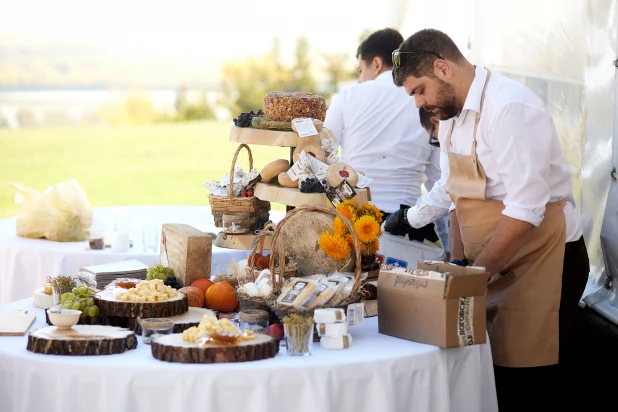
216, 125, 371, 250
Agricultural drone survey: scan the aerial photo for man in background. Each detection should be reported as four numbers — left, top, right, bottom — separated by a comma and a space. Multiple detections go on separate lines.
324, 28, 447, 249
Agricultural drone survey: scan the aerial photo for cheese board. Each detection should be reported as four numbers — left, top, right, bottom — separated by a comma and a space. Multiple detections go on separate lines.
229, 126, 335, 148
0, 310, 36, 336
95, 291, 188, 318
27, 325, 137, 355
151, 332, 278, 363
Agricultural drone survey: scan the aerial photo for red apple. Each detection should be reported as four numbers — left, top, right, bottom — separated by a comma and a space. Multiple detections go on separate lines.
268, 323, 284, 339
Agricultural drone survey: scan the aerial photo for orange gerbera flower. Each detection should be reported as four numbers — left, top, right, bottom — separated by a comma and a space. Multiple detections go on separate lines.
371, 238, 380, 254
336, 204, 356, 222
332, 217, 347, 236
353, 215, 381, 243
319, 232, 351, 260
345, 233, 355, 249
357, 203, 384, 224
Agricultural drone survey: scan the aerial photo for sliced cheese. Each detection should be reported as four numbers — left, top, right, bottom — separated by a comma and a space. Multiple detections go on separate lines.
260, 159, 290, 183
276, 278, 319, 308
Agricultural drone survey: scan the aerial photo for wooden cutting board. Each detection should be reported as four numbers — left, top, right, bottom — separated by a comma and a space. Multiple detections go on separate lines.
0, 310, 36, 336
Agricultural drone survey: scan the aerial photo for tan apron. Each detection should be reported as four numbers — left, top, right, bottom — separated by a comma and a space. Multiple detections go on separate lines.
445, 71, 566, 367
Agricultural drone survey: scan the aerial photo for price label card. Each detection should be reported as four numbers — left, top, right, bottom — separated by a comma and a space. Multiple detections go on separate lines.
324, 180, 356, 207
355, 173, 373, 188
306, 154, 330, 181
287, 152, 310, 181
292, 118, 319, 138
347, 303, 365, 327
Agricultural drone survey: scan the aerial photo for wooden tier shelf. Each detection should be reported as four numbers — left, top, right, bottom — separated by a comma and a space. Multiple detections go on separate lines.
214, 232, 272, 250
229, 126, 336, 147
254, 182, 370, 208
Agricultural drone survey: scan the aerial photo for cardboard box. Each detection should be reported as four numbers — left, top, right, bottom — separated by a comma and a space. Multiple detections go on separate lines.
160, 224, 212, 287
377, 260, 488, 348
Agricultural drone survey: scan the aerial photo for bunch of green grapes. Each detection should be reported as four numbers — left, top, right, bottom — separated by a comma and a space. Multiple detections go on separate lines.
146, 264, 174, 281
60, 284, 99, 317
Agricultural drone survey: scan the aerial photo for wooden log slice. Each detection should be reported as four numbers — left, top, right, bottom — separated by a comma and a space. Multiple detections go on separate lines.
95, 292, 188, 318
27, 325, 137, 356
151, 333, 279, 363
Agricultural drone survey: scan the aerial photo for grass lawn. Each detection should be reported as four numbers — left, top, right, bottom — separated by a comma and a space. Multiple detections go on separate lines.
0, 121, 290, 219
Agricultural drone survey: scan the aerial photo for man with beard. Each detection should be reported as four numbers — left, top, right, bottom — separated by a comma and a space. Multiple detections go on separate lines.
324, 28, 447, 250
384, 29, 590, 411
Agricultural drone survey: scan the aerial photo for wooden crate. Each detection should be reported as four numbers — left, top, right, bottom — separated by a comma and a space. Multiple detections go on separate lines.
160, 224, 212, 287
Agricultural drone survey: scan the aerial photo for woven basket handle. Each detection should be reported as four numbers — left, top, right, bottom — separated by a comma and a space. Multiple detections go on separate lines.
227, 143, 254, 199
268, 205, 362, 295
246, 223, 275, 281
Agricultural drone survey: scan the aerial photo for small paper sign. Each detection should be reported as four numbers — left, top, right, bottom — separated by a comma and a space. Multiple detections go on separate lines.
347, 303, 365, 327
292, 118, 319, 138
287, 152, 311, 181
355, 173, 373, 189
325, 151, 340, 165
306, 153, 330, 181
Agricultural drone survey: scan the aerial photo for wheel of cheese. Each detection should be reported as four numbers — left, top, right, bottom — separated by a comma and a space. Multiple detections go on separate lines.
326, 163, 359, 187
292, 144, 326, 164
260, 159, 290, 183
278, 172, 298, 188
291, 118, 324, 133
263, 92, 327, 122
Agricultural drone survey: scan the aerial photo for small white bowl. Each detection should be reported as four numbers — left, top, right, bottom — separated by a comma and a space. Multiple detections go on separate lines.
47, 308, 82, 330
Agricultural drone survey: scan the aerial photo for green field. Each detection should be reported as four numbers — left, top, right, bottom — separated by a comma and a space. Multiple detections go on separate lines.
0, 121, 290, 219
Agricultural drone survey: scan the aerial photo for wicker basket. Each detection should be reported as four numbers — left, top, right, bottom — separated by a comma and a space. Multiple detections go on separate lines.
208, 143, 271, 230
266, 205, 363, 323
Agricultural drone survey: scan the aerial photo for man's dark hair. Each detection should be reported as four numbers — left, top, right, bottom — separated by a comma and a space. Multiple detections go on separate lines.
356, 28, 403, 68
393, 29, 466, 86
418, 107, 436, 131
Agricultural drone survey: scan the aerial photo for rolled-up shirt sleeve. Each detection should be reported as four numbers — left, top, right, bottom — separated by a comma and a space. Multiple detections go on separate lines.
487, 103, 552, 226
407, 143, 453, 228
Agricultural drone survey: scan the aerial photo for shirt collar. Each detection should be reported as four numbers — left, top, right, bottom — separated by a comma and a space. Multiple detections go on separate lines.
375, 70, 393, 83
460, 65, 488, 115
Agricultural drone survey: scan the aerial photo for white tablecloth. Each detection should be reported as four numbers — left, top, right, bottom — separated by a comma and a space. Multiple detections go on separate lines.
0, 206, 283, 305
0, 298, 498, 412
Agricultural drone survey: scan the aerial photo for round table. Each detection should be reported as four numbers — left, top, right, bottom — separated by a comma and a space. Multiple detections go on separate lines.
0, 298, 498, 412
0, 206, 284, 305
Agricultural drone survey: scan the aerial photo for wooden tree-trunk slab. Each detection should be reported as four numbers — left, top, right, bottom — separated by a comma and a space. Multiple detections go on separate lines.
132, 307, 214, 335
151, 333, 278, 363
95, 293, 188, 318
27, 325, 137, 356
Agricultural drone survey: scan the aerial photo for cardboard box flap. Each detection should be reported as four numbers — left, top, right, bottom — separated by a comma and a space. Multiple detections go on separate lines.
418, 260, 488, 298
378, 269, 446, 299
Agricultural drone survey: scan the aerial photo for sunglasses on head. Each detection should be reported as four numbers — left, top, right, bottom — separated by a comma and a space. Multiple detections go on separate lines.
392, 49, 445, 69
428, 124, 440, 147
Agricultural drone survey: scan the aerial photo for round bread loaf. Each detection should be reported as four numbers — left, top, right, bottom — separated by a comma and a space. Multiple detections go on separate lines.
292, 143, 326, 164
260, 159, 290, 183
264, 92, 327, 122
326, 163, 359, 187
278, 172, 298, 188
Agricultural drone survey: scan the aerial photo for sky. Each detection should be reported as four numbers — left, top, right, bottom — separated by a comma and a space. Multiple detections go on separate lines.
0, 0, 410, 86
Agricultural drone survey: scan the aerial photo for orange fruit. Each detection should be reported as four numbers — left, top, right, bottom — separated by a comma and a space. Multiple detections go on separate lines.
178, 286, 205, 308
205, 280, 238, 313
191, 278, 214, 294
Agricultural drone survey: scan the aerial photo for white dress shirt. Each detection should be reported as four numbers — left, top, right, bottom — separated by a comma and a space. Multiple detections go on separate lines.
325, 70, 440, 213
407, 66, 582, 242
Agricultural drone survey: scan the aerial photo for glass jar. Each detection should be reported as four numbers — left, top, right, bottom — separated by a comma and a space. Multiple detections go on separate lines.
218, 311, 239, 326
284, 322, 314, 356
222, 214, 251, 234
140, 318, 174, 344
238, 309, 269, 334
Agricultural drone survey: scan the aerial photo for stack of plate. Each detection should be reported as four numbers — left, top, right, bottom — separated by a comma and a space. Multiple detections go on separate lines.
78, 259, 148, 289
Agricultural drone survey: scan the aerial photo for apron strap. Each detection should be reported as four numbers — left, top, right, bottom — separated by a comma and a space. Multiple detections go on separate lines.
445, 69, 492, 174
